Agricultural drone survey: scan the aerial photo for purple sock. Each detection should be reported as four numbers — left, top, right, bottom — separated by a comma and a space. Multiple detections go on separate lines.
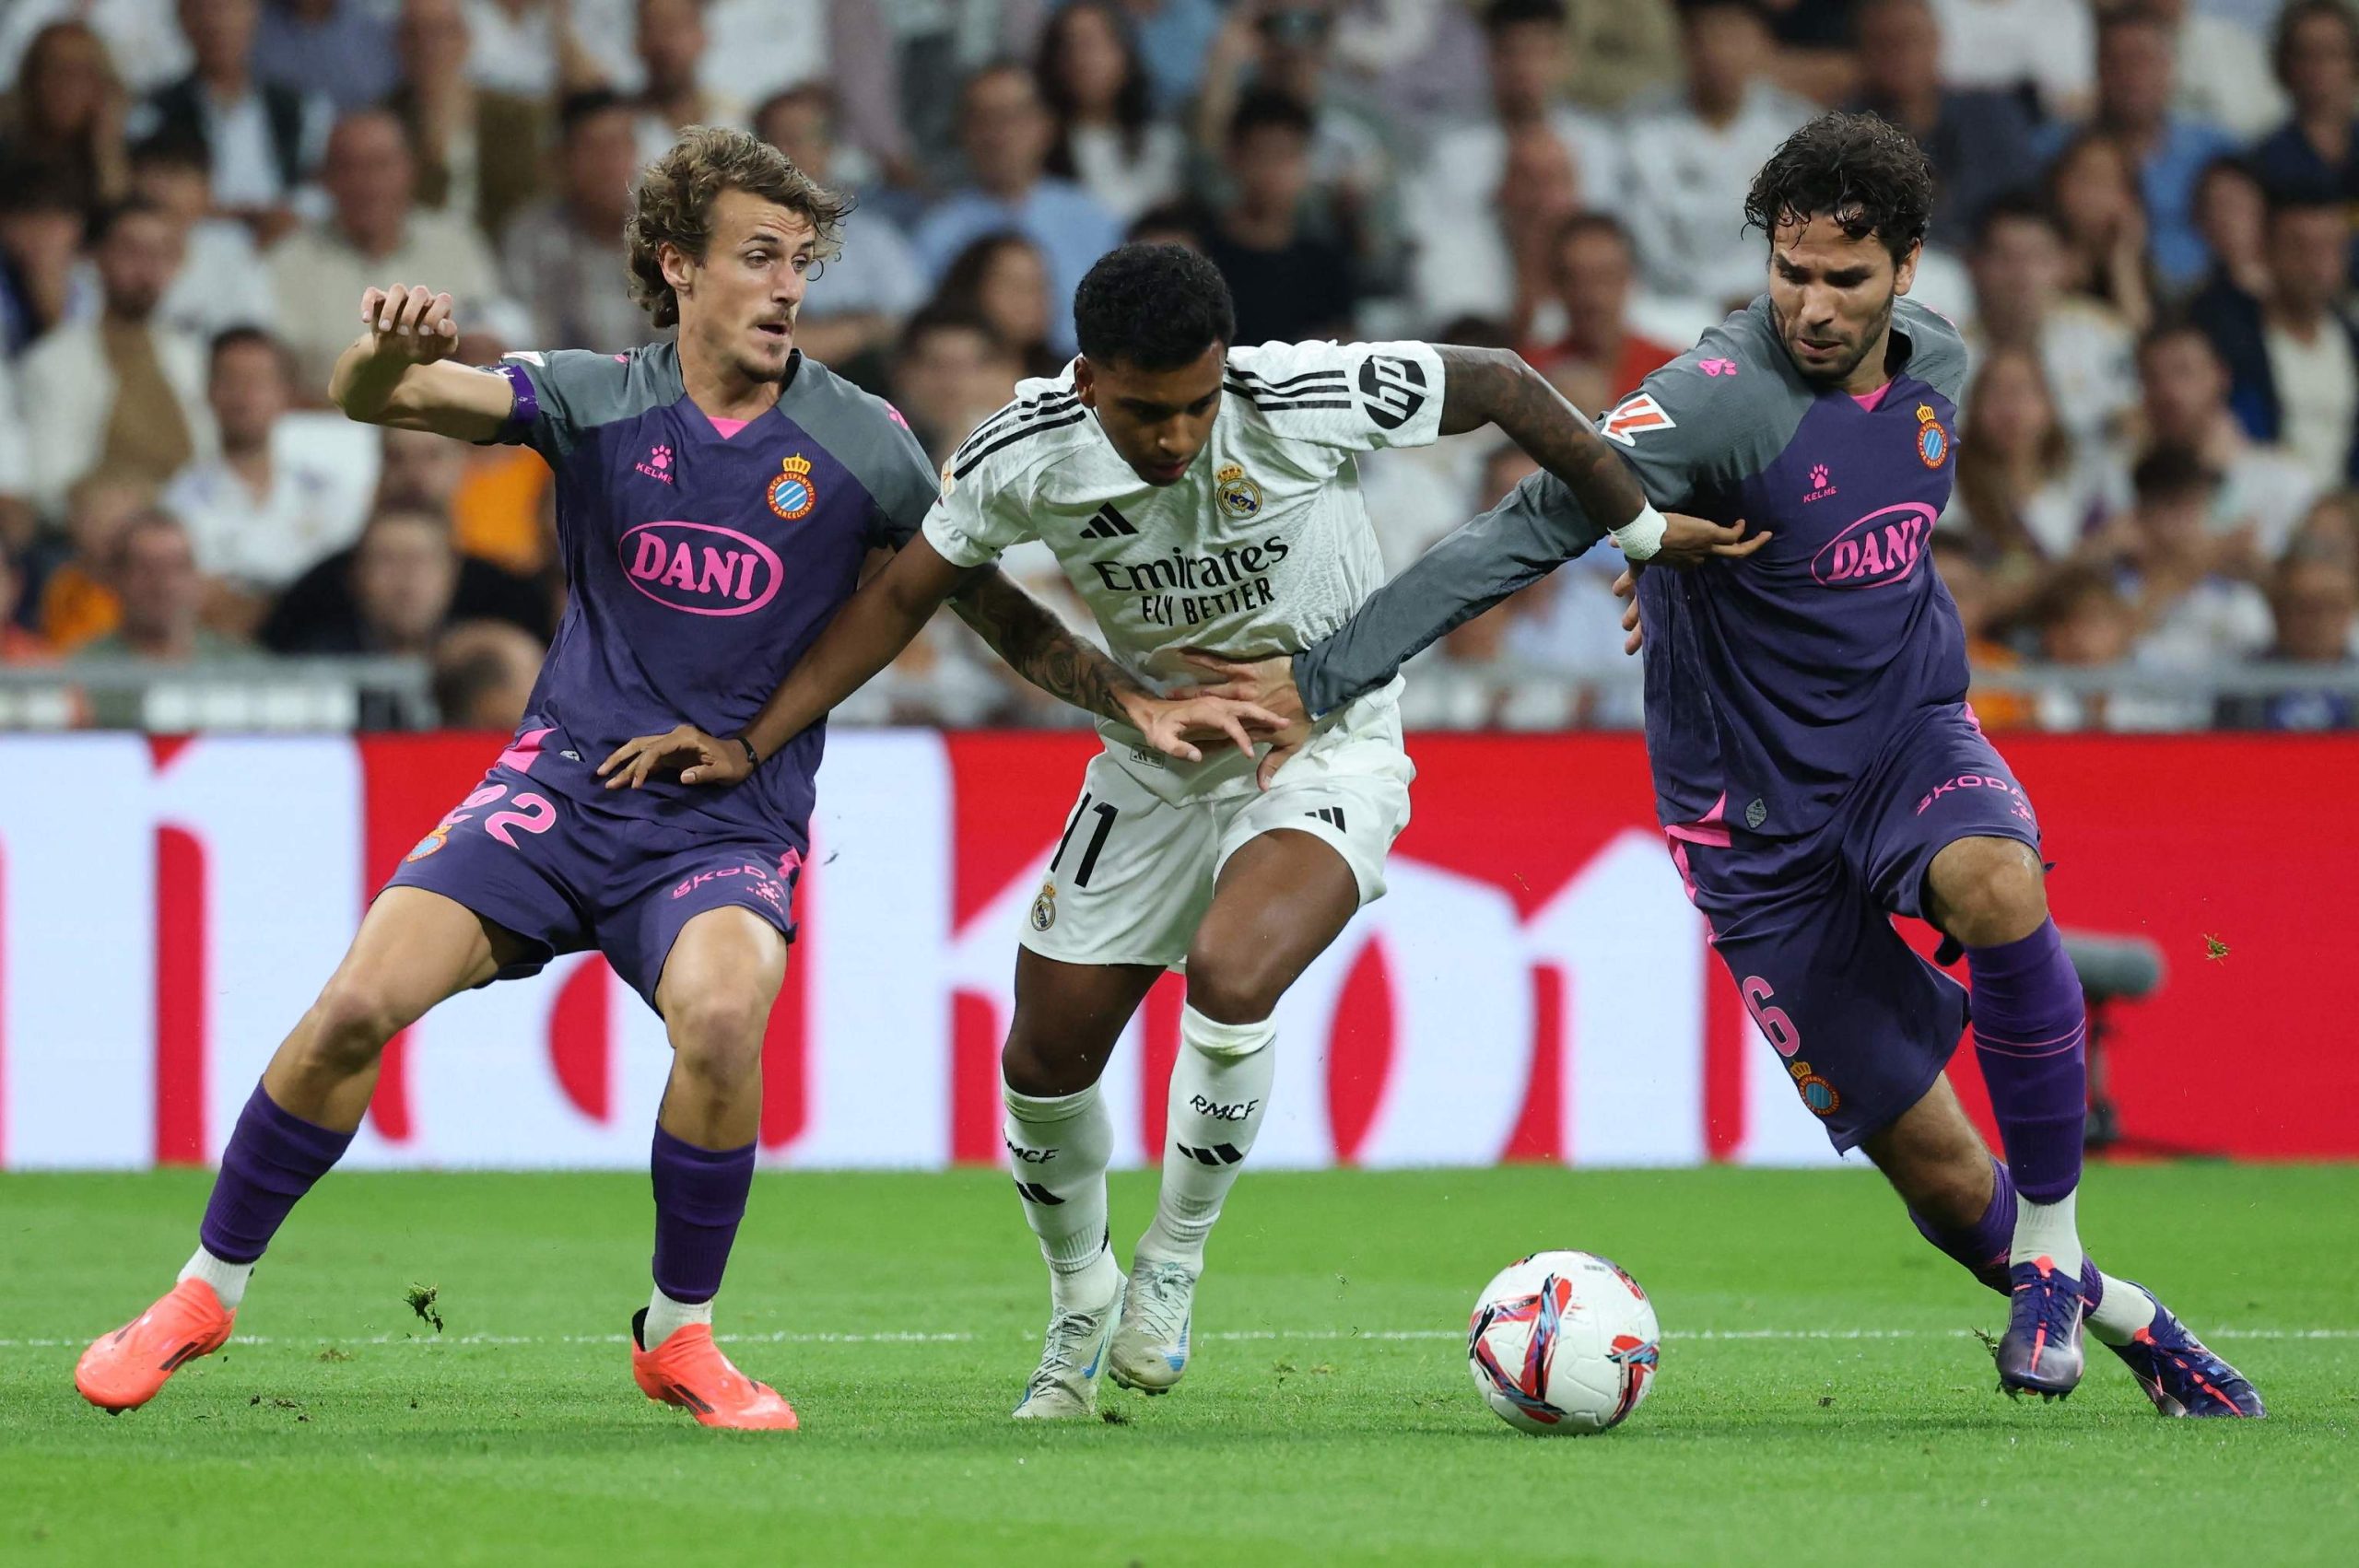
1966, 919, 2087, 1205
650, 1126, 756, 1305
197, 1084, 356, 1265
1909, 1155, 2104, 1307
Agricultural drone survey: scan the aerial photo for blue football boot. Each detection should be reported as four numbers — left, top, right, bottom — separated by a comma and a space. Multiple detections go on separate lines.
2105, 1285, 2267, 1418
1995, 1255, 2084, 1399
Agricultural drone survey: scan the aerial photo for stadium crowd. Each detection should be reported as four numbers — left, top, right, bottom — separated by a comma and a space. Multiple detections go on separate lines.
0, 0, 2355, 732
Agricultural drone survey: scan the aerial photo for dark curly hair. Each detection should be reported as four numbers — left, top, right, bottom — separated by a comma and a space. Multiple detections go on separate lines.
1074, 242, 1236, 370
1743, 111, 1934, 266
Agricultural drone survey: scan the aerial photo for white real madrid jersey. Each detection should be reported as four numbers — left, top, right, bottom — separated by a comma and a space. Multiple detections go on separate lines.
922, 338, 1449, 802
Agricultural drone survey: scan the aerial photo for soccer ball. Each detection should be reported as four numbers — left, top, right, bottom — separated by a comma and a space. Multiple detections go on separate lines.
1466, 1250, 1661, 1434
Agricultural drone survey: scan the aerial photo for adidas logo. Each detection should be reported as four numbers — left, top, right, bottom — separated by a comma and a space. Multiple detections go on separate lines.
1079, 502, 1138, 540
1306, 805, 1348, 831
1177, 1141, 1245, 1166
1013, 1178, 1065, 1206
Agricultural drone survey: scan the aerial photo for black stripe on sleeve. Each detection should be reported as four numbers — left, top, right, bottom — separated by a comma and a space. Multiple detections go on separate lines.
953, 392, 1080, 463
1228, 365, 1350, 392
952, 409, 1087, 479
1225, 380, 1351, 411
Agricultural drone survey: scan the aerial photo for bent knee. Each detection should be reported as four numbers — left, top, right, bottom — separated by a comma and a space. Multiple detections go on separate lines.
664, 989, 771, 1082
1183, 943, 1288, 1026
301, 977, 410, 1071
1931, 838, 2048, 946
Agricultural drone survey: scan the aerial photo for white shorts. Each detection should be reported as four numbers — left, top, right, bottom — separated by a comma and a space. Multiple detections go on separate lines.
1017, 741, 1414, 970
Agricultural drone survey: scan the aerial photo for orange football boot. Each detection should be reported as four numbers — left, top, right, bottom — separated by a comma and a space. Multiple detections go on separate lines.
629, 1309, 799, 1430
76, 1279, 236, 1411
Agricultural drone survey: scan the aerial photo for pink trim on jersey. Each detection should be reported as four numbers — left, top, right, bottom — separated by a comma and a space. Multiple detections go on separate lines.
498, 726, 555, 774
1664, 791, 1732, 847
1850, 383, 1893, 412
706, 415, 751, 439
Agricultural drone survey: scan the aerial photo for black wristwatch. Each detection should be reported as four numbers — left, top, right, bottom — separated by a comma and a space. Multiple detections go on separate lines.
734, 734, 760, 769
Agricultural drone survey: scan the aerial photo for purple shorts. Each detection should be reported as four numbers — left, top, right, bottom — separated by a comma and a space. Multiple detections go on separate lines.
1666, 705, 2041, 1152
383, 760, 802, 1011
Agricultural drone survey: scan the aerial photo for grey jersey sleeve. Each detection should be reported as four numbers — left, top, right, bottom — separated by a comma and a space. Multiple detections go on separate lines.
1893, 298, 1969, 406
1598, 299, 1814, 514
1292, 470, 1609, 718
483, 347, 676, 465
780, 359, 941, 547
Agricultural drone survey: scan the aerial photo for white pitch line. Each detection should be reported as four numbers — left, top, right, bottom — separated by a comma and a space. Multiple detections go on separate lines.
2, 1327, 2353, 1352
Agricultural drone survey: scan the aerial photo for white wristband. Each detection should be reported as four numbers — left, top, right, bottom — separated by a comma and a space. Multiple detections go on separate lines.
1610, 501, 1668, 562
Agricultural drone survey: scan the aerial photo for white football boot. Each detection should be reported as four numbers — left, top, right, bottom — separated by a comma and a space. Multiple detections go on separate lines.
1012, 1277, 1127, 1421
1108, 1255, 1198, 1395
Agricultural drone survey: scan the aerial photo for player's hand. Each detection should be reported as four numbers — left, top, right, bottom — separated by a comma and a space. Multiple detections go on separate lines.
1614, 567, 1644, 655
358, 283, 461, 368
1181, 650, 1319, 789
1126, 693, 1288, 766
1653, 513, 1769, 568
597, 724, 750, 790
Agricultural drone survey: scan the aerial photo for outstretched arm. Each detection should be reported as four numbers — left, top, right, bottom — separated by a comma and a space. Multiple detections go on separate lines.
1433, 345, 1659, 554
330, 285, 514, 439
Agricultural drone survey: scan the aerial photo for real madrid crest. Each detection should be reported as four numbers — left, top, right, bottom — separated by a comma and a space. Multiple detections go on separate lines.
1028, 880, 1057, 931
1215, 462, 1262, 520
769, 453, 818, 520
1914, 404, 1948, 470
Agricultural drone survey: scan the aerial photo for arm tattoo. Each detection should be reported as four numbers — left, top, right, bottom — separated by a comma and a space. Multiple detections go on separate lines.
1433, 344, 1647, 529
950, 568, 1146, 724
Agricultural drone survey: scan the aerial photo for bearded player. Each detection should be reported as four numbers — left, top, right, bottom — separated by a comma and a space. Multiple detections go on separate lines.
604, 243, 1756, 1418
1197, 114, 2263, 1417
73, 130, 1249, 1429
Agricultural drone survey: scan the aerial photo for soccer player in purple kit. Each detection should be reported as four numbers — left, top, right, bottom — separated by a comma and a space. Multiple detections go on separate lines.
73, 128, 1255, 1428
1203, 114, 2265, 1416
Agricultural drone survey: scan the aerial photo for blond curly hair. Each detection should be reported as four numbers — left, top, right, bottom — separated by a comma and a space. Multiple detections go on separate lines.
624, 125, 851, 329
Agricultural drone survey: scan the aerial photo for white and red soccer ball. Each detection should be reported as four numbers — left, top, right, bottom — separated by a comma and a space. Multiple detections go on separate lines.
1467, 1250, 1661, 1435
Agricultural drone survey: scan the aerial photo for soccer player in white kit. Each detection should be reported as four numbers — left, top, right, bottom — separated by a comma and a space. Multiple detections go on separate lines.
604, 245, 1752, 1417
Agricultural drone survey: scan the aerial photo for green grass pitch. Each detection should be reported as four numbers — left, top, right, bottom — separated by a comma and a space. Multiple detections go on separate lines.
3, 1164, 2353, 1566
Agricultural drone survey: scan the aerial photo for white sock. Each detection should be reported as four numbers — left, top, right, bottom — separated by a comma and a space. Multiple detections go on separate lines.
2085, 1272, 2160, 1346
1139, 1006, 1276, 1270
1003, 1077, 1120, 1312
179, 1246, 254, 1311
641, 1288, 713, 1350
2010, 1188, 2085, 1279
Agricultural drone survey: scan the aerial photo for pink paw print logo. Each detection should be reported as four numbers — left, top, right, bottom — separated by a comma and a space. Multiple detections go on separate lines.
1698, 357, 1738, 377
650, 445, 672, 472
1809, 463, 1829, 489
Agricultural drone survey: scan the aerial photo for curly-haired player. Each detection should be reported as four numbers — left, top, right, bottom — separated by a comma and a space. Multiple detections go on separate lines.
72, 128, 1253, 1429
1203, 113, 2266, 1417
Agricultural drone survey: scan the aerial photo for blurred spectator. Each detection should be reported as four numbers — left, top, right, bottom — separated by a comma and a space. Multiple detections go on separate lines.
390, 0, 549, 244
38, 477, 155, 649
1036, 2, 1185, 223
2192, 191, 2359, 492
2043, 132, 2154, 333
2110, 445, 2271, 671
2036, 6, 2232, 296
467, 0, 626, 99
626, 0, 746, 169
1411, 0, 1624, 333
1102, 0, 1223, 115
1522, 215, 1677, 402
913, 61, 1121, 358
264, 504, 464, 654
2251, 0, 2359, 220
376, 424, 466, 514
2216, 553, 2359, 730
752, 85, 926, 373
0, 359, 27, 539
2287, 489, 2359, 564
1926, 534, 2036, 728
1191, 1, 1400, 286
0, 20, 135, 213
19, 200, 214, 519
267, 110, 499, 394
0, 167, 90, 351
2028, 564, 2152, 730
501, 88, 646, 356
74, 509, 242, 660
2153, 0, 2284, 143
0, 544, 52, 662
0, 2, 188, 100
1947, 345, 2106, 594
2189, 156, 2271, 304
1126, 200, 1206, 251
2130, 320, 2317, 561
120, 134, 274, 343
1619, 0, 1813, 313
932, 232, 1062, 380
135, 0, 331, 240
429, 616, 546, 729
889, 305, 1023, 466
1847, 0, 2036, 249
1203, 92, 1358, 345
253, 0, 396, 113
161, 326, 371, 601
1559, 0, 1684, 112
1929, 0, 2093, 122
1965, 196, 2139, 450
